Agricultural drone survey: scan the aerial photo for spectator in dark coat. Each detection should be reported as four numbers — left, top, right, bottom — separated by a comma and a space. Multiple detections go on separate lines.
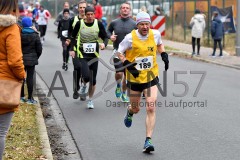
211, 11, 224, 57
20, 17, 42, 104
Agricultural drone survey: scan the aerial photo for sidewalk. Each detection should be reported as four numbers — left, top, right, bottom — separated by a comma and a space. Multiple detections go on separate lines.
163, 40, 240, 70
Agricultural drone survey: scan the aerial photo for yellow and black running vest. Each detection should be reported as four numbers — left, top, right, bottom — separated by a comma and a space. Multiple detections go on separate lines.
72, 16, 79, 29
125, 29, 158, 83
76, 19, 99, 58
72, 16, 80, 52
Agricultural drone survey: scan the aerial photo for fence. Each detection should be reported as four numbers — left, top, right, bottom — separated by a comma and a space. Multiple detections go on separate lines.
41, 0, 237, 48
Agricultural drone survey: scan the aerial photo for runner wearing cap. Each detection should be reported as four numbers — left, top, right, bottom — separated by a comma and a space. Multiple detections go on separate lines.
117, 11, 169, 153
70, 6, 108, 109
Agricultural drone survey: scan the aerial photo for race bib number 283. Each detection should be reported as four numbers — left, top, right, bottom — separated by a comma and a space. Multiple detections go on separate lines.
83, 43, 96, 53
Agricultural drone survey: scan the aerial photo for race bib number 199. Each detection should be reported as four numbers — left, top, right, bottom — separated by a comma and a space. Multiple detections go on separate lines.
135, 56, 153, 71
83, 43, 96, 53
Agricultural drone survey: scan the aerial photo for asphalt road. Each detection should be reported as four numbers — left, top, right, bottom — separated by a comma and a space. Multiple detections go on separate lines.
36, 20, 240, 160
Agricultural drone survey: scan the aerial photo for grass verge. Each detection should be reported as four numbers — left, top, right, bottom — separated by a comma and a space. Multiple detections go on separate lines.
3, 103, 44, 160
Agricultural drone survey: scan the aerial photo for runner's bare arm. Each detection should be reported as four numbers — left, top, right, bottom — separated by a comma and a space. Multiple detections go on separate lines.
117, 52, 126, 62
157, 44, 165, 54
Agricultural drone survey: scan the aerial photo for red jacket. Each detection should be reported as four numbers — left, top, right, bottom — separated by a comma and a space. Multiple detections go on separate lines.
94, 4, 102, 20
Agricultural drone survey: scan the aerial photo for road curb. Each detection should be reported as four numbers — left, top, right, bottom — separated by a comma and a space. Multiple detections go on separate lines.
191, 56, 240, 70
167, 50, 240, 70
35, 97, 54, 160
35, 72, 82, 160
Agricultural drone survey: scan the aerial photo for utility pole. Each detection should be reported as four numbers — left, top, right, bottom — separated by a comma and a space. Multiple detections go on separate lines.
55, 0, 58, 18
236, 0, 240, 56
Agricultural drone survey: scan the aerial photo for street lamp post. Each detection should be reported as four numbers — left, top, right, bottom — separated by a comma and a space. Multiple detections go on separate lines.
236, 0, 240, 56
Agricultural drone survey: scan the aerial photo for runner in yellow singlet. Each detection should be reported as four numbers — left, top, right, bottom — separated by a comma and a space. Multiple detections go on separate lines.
117, 11, 169, 153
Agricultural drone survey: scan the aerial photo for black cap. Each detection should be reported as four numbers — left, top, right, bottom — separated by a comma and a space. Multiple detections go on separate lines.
63, 8, 70, 14
85, 6, 95, 14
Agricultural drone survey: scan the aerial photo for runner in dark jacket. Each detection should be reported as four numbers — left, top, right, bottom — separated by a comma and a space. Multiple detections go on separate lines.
58, 9, 71, 71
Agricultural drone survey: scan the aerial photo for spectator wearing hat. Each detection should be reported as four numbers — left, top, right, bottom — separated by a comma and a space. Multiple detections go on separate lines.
70, 6, 108, 108
58, 9, 71, 71
211, 11, 224, 57
20, 17, 42, 104
116, 11, 169, 153
190, 9, 206, 56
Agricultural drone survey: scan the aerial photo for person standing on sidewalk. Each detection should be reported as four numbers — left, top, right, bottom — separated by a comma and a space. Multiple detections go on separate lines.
20, 17, 42, 104
67, 0, 87, 99
70, 6, 108, 109
189, 9, 205, 56
117, 11, 169, 153
211, 11, 224, 57
107, 2, 136, 102
0, 0, 26, 158
58, 9, 71, 71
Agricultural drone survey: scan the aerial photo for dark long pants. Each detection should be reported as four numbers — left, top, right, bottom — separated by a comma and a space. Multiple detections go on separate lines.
192, 37, 201, 54
62, 41, 70, 63
39, 25, 47, 37
72, 56, 81, 91
21, 65, 35, 99
213, 39, 223, 56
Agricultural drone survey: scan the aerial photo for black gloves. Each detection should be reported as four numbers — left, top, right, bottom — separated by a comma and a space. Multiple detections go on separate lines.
161, 52, 169, 71
123, 60, 140, 78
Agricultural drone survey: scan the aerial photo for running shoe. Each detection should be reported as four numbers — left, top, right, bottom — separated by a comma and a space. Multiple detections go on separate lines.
27, 99, 38, 105
115, 85, 122, 98
62, 63, 65, 70
80, 86, 87, 101
121, 92, 129, 102
20, 97, 26, 103
73, 91, 79, 99
87, 100, 94, 109
143, 139, 155, 153
65, 64, 68, 71
124, 108, 132, 128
